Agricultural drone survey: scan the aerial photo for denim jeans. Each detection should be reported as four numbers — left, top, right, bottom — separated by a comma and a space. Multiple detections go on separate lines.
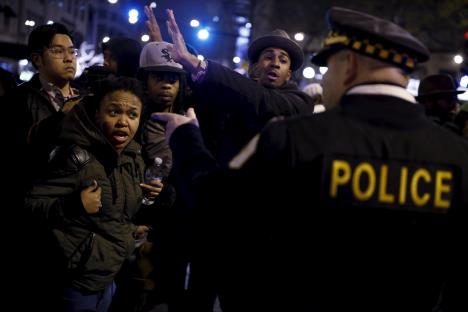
63, 282, 116, 312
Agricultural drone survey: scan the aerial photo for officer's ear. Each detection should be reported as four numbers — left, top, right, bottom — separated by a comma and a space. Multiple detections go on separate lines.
343, 51, 358, 86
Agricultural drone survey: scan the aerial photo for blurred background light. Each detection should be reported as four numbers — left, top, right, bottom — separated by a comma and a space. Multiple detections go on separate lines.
197, 29, 209, 40
294, 32, 304, 41
303, 67, 315, 79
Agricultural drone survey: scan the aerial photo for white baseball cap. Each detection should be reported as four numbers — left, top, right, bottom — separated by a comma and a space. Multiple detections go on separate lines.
138, 41, 185, 74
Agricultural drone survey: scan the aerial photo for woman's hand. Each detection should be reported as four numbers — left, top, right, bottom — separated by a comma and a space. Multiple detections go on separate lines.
140, 179, 164, 201
81, 180, 102, 214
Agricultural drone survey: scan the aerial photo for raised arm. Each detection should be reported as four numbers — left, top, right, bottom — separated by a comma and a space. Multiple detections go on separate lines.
166, 9, 200, 73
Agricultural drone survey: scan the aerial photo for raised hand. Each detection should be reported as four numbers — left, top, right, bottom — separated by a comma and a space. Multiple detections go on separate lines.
144, 5, 163, 42
166, 9, 199, 72
80, 180, 102, 214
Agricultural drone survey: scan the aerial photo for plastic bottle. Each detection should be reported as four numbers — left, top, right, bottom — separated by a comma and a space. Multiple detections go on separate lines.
142, 157, 164, 205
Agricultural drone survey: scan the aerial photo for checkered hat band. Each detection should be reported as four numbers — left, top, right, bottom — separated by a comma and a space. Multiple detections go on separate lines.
323, 31, 415, 70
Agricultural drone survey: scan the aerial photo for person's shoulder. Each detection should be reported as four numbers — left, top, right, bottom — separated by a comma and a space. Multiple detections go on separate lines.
48, 144, 94, 172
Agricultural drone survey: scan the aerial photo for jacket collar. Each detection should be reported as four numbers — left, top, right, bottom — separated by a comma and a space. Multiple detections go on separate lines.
346, 84, 416, 103
338, 84, 429, 130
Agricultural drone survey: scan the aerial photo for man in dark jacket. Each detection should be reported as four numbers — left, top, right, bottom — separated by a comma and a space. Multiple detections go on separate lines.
165, 9, 314, 164
7, 22, 81, 187
154, 6, 468, 312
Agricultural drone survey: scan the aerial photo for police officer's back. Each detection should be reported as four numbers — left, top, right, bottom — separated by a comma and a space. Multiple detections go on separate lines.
156, 6, 468, 312
236, 7, 468, 311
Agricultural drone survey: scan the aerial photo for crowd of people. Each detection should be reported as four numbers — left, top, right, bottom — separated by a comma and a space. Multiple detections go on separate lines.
4, 4, 468, 312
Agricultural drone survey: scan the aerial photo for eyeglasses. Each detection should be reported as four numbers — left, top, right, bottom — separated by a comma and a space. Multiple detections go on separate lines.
45, 46, 79, 59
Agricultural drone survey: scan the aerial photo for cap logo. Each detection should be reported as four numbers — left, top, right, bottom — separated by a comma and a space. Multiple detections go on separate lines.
322, 30, 416, 71
161, 48, 174, 63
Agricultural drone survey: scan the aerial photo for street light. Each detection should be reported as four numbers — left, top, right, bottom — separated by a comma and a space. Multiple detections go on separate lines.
294, 32, 304, 42
128, 9, 139, 24
190, 19, 200, 28
197, 29, 209, 40
454, 54, 464, 64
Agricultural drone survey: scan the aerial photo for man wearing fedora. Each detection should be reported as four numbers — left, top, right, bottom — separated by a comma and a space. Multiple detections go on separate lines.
416, 73, 465, 135
153, 6, 468, 311
163, 9, 314, 165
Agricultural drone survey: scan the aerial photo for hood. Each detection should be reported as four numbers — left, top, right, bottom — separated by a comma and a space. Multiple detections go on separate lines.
58, 101, 140, 159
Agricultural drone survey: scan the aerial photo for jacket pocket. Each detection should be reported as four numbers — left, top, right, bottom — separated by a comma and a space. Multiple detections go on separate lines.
67, 231, 95, 273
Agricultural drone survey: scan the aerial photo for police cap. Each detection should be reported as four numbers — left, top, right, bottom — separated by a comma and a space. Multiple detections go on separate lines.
311, 7, 430, 72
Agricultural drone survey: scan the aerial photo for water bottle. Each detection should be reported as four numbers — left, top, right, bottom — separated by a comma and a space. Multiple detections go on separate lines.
142, 157, 164, 205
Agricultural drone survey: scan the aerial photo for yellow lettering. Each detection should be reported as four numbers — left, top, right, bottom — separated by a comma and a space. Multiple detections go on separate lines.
411, 169, 431, 206
434, 171, 452, 209
378, 165, 395, 203
399, 166, 408, 205
352, 163, 376, 201
330, 160, 351, 198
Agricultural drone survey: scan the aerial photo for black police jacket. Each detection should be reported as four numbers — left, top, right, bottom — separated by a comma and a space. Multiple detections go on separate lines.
170, 85, 468, 312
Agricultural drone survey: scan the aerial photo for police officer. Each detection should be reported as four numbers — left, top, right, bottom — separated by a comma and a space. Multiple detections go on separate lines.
155, 6, 468, 312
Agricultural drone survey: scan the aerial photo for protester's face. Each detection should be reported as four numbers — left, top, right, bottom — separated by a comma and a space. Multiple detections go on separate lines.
147, 72, 180, 111
95, 90, 142, 153
33, 34, 76, 84
254, 48, 292, 88
103, 49, 118, 74
421, 96, 459, 117
322, 51, 349, 108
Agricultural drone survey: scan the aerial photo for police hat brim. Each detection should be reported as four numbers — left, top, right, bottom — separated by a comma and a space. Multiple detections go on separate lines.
248, 36, 304, 71
311, 46, 346, 66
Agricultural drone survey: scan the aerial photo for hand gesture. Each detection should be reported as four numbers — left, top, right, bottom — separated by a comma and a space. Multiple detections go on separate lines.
166, 9, 199, 72
144, 5, 163, 42
81, 180, 102, 214
151, 107, 199, 143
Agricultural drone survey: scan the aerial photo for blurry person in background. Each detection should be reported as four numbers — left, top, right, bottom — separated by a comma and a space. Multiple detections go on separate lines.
455, 102, 468, 139
102, 37, 142, 78
0, 67, 17, 97
416, 74, 465, 135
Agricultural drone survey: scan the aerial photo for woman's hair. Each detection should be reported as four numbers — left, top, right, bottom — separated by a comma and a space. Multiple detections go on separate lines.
85, 76, 145, 113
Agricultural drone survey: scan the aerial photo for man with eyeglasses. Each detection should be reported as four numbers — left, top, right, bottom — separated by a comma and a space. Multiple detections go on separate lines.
8, 22, 81, 182
5, 22, 82, 311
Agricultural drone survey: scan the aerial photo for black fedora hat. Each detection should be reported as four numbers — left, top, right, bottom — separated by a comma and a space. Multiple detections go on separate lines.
416, 74, 465, 100
247, 29, 304, 71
